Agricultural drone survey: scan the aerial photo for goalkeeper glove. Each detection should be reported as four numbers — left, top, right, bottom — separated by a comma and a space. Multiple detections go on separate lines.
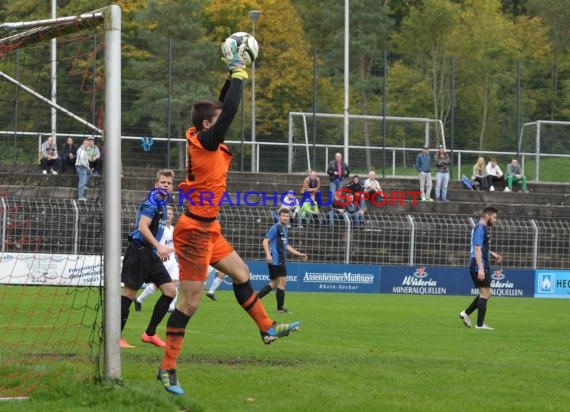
221, 38, 245, 69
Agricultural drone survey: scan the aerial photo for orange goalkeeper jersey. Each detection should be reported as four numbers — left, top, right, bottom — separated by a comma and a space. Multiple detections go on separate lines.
178, 127, 232, 219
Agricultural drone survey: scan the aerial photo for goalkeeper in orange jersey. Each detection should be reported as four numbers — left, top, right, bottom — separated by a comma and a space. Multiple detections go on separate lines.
157, 35, 301, 396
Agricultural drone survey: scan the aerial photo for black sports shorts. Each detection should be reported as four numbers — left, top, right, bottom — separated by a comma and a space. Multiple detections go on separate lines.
469, 259, 491, 288
268, 264, 287, 280
469, 269, 491, 288
121, 242, 172, 289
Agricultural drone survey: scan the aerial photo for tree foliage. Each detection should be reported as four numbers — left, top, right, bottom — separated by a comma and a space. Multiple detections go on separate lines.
0, 0, 567, 158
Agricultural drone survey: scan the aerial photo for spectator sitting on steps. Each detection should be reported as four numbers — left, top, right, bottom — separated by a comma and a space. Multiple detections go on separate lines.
363, 170, 383, 208
301, 169, 321, 196
486, 158, 505, 192
59, 136, 78, 174
40, 136, 59, 175
505, 158, 529, 193
472, 157, 493, 191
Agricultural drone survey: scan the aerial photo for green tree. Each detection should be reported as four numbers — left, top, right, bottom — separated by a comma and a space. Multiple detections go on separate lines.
527, 0, 570, 121
124, 0, 218, 157
205, 0, 340, 144
291, 0, 394, 170
392, 0, 458, 142
393, 0, 551, 152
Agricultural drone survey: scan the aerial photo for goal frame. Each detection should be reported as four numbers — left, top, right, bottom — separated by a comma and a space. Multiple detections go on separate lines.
0, 5, 121, 381
288, 112, 446, 173
518, 120, 570, 182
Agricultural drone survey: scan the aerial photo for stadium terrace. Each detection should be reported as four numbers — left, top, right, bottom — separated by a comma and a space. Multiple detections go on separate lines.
147, 188, 423, 207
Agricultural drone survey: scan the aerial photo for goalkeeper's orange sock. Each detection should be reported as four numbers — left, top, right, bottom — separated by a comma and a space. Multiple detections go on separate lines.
161, 309, 190, 370
233, 281, 273, 332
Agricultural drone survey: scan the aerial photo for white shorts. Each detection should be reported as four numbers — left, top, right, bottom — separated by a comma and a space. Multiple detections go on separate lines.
164, 258, 179, 281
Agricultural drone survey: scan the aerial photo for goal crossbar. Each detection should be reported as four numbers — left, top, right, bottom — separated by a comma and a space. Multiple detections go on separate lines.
0, 12, 103, 52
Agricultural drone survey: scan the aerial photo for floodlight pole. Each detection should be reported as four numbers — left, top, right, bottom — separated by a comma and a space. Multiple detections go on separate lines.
51, 0, 57, 142
343, 0, 349, 163
249, 10, 261, 173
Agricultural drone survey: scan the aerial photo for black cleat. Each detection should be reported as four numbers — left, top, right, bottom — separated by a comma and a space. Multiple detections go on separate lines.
206, 292, 217, 301
134, 300, 142, 312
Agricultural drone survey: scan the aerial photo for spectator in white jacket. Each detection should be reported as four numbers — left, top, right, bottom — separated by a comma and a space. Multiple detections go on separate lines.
486, 158, 505, 192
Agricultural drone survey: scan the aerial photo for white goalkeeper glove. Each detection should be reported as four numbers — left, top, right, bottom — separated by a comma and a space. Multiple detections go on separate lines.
221, 38, 248, 80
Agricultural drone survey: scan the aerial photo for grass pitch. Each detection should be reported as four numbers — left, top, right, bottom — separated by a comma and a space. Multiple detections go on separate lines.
1, 291, 569, 411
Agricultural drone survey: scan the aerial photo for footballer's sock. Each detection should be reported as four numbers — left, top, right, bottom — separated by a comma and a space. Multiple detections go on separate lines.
138, 283, 157, 303
476, 297, 488, 327
233, 281, 273, 331
208, 276, 224, 294
465, 295, 479, 315
121, 295, 133, 331
276, 288, 285, 309
161, 309, 190, 370
146, 294, 174, 336
257, 284, 272, 299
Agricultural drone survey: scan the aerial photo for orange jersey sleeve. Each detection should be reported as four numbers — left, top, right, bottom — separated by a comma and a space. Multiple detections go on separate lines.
178, 127, 233, 219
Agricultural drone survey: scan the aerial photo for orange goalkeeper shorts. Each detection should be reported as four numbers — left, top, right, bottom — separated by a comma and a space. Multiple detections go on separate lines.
173, 213, 234, 281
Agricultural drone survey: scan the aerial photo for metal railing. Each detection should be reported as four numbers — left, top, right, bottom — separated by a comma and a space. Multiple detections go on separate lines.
2, 199, 569, 270
1, 130, 569, 182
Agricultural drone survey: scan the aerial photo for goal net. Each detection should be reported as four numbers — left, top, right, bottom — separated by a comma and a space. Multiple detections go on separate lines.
288, 112, 446, 175
0, 7, 120, 398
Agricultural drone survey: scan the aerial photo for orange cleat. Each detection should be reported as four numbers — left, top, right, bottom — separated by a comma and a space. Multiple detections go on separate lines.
120, 338, 135, 348
141, 332, 166, 348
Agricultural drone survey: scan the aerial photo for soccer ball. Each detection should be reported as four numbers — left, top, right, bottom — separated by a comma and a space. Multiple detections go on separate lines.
226, 31, 259, 65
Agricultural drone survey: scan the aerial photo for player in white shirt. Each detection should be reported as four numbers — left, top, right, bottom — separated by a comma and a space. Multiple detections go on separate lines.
135, 206, 179, 312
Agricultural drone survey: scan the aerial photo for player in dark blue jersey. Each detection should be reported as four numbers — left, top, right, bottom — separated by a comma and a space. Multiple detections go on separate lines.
459, 207, 502, 330
120, 169, 178, 348
259, 208, 308, 313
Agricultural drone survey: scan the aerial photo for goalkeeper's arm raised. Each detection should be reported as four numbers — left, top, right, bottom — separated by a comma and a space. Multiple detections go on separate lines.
199, 40, 247, 151
199, 78, 242, 151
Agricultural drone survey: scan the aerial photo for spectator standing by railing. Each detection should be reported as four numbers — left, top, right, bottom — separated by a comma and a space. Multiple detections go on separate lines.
327, 152, 349, 196
433, 145, 450, 202
415, 145, 433, 201
75, 137, 93, 201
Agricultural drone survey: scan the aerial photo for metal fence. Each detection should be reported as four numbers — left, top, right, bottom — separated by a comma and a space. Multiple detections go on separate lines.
2, 199, 569, 270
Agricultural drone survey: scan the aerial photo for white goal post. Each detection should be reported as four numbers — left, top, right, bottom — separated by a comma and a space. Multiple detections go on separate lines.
288, 112, 446, 173
518, 120, 570, 182
0, 5, 121, 381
